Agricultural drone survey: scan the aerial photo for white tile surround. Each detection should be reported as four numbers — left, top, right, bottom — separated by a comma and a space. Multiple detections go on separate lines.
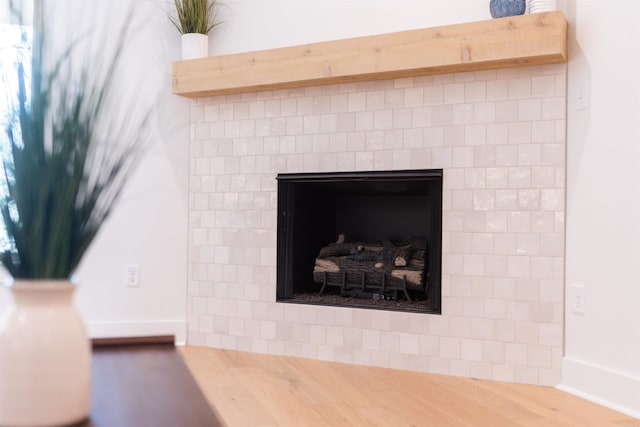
187, 64, 567, 385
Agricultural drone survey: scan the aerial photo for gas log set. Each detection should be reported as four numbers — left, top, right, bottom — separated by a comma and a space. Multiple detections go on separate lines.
312, 234, 428, 302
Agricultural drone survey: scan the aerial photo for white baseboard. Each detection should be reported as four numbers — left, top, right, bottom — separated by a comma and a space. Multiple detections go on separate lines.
559, 356, 640, 419
86, 320, 187, 345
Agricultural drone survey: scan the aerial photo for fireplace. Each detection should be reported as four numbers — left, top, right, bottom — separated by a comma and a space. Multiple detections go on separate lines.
276, 169, 442, 313
187, 61, 567, 385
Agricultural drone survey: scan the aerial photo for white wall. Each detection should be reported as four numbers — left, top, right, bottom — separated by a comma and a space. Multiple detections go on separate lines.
212, 0, 491, 55
561, 0, 640, 418
0, 0, 190, 343
70, 0, 190, 343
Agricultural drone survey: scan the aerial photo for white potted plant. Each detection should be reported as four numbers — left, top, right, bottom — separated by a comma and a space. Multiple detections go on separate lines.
0, 2, 148, 425
169, 0, 221, 60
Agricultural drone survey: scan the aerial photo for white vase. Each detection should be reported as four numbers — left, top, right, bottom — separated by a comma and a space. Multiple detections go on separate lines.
528, 0, 556, 13
0, 280, 91, 427
181, 33, 209, 60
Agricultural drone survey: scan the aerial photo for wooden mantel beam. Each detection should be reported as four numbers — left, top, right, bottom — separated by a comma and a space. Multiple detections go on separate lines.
172, 11, 567, 98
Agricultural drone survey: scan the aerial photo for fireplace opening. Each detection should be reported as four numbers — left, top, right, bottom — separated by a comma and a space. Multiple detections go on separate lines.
276, 169, 442, 314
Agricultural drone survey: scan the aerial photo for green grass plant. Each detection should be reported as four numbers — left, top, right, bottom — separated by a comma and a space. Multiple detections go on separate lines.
169, 0, 220, 35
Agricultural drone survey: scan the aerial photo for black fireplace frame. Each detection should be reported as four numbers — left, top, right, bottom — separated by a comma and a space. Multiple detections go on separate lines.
276, 169, 442, 314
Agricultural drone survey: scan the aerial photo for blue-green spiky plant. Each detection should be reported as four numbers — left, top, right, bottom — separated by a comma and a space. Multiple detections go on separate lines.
1, 2, 149, 279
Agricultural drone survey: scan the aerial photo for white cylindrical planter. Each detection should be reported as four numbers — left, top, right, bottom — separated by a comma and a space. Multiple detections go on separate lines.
528, 0, 556, 13
0, 280, 91, 427
181, 33, 209, 60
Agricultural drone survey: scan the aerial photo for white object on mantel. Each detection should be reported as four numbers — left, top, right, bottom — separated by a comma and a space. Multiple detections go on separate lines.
0, 280, 91, 427
528, 0, 556, 13
181, 33, 209, 60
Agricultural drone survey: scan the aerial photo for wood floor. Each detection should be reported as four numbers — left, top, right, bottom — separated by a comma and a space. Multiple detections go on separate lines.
179, 346, 639, 427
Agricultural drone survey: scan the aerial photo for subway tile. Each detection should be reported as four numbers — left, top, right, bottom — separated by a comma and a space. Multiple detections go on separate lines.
470, 361, 493, 380
463, 211, 486, 233
465, 124, 487, 146
403, 128, 423, 148
385, 89, 405, 109
453, 104, 474, 125
495, 189, 517, 211
439, 337, 461, 359
492, 364, 515, 382
452, 146, 474, 167
484, 255, 508, 277
432, 104, 454, 126
348, 92, 367, 112
330, 93, 349, 113
505, 343, 528, 365
380, 331, 400, 352
515, 321, 540, 346
450, 315, 472, 337
392, 150, 412, 168
531, 166, 556, 188
541, 189, 564, 211
366, 90, 385, 110
187, 67, 565, 384
540, 234, 564, 257
486, 79, 509, 100
518, 189, 541, 211
531, 121, 556, 143
495, 145, 518, 166
528, 345, 552, 368
461, 339, 483, 361
473, 146, 496, 167
509, 122, 531, 144
399, 333, 420, 355
281, 98, 298, 116
404, 87, 424, 107
508, 256, 531, 278
432, 147, 453, 167
509, 77, 532, 99
494, 233, 516, 255
464, 168, 487, 188
412, 106, 432, 128
471, 317, 494, 340
355, 111, 374, 131
454, 72, 476, 83
443, 126, 466, 147
541, 143, 565, 165
373, 110, 393, 130
465, 82, 487, 102
424, 85, 444, 105
518, 99, 541, 121
483, 341, 505, 363
517, 234, 540, 256
518, 144, 541, 166
313, 95, 332, 114
424, 127, 445, 147
464, 254, 486, 276
393, 109, 413, 128
541, 97, 566, 120
486, 168, 508, 190
474, 102, 496, 124
444, 83, 465, 104
475, 70, 497, 81
473, 190, 496, 211
485, 211, 508, 232
493, 319, 516, 343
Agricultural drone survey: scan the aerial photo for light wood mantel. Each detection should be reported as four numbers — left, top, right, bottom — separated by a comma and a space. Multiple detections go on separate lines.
172, 11, 567, 98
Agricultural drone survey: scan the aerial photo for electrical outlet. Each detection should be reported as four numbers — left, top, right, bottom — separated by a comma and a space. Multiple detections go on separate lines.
573, 283, 585, 314
125, 264, 140, 288
576, 79, 590, 110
